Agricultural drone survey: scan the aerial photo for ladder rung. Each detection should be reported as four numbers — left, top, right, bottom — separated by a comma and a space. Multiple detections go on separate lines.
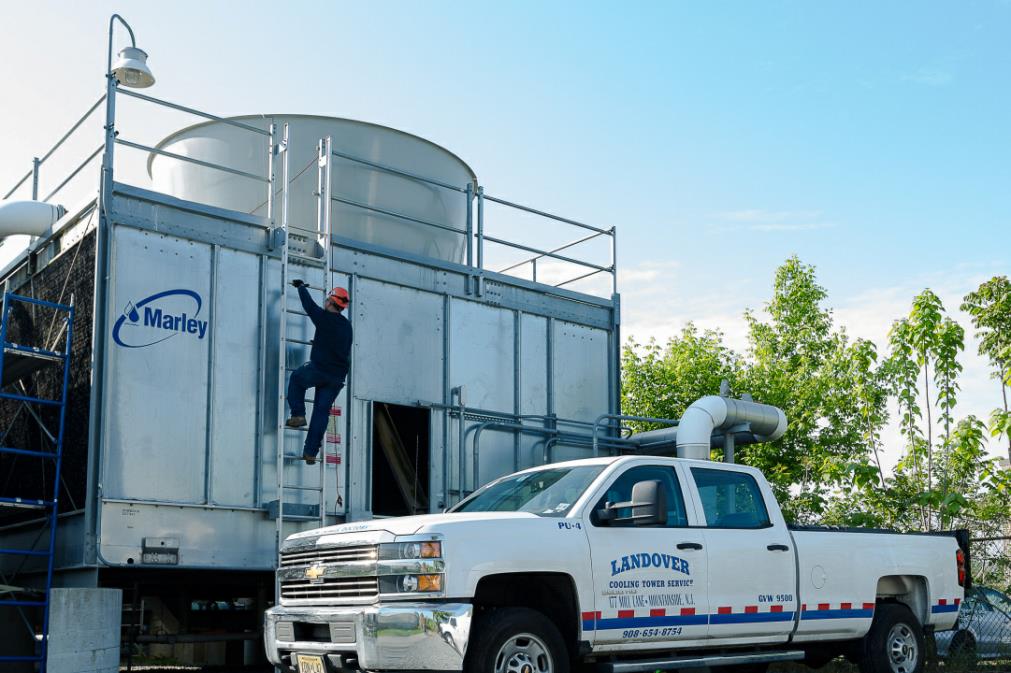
0, 391, 62, 407
0, 548, 50, 557
284, 426, 308, 433
286, 309, 309, 317
0, 446, 58, 459
284, 337, 313, 346
0, 496, 53, 509
4, 342, 65, 360
282, 484, 324, 492
283, 453, 327, 463
0, 599, 47, 607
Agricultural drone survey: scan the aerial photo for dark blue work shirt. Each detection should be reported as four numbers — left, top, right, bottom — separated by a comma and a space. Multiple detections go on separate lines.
298, 285, 352, 380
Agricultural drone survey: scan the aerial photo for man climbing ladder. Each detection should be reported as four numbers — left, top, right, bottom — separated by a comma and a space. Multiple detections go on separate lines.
286, 279, 353, 465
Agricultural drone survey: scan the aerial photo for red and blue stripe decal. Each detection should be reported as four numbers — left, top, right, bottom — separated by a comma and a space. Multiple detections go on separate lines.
799, 602, 876, 620
584, 598, 962, 631
931, 598, 961, 614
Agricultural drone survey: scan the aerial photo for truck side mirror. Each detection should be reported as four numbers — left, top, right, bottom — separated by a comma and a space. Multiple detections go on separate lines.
630, 480, 667, 527
598, 480, 668, 526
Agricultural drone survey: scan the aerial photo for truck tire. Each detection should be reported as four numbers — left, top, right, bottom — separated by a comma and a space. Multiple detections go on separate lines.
464, 607, 570, 673
858, 603, 924, 673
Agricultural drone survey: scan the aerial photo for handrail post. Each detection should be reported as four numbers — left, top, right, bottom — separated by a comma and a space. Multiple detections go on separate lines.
465, 183, 474, 295
476, 186, 485, 270
610, 226, 617, 295
465, 183, 474, 269
31, 158, 40, 201
532, 258, 537, 283
476, 186, 485, 296
266, 123, 276, 244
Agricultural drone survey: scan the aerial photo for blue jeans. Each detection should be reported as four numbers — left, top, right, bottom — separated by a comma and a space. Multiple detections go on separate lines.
287, 362, 345, 457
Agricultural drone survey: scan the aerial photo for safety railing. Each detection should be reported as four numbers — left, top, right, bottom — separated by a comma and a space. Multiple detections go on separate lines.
2, 94, 106, 204
5, 79, 616, 298
2, 82, 277, 236
324, 146, 617, 297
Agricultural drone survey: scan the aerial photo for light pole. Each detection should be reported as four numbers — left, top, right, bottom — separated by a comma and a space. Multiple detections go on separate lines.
88, 14, 155, 597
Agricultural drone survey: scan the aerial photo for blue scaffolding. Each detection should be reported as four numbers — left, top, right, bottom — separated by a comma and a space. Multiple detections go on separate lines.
0, 292, 74, 672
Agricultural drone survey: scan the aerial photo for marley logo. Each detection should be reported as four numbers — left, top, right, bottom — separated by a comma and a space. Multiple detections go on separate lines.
305, 563, 326, 584
112, 289, 209, 348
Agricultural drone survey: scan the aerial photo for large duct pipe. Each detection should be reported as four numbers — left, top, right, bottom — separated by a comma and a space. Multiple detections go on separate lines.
676, 396, 786, 460
626, 395, 787, 460
0, 200, 65, 239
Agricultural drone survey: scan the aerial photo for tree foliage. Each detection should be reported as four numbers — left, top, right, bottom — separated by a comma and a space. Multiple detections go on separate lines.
622, 258, 1011, 537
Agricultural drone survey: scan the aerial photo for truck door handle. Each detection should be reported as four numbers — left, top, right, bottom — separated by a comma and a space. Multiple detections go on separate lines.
767, 544, 790, 552
677, 542, 703, 551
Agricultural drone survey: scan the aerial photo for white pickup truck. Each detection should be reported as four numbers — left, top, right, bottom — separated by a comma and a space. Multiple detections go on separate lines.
265, 455, 967, 673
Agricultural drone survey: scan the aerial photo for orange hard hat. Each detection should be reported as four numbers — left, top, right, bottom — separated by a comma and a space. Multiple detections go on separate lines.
329, 286, 350, 308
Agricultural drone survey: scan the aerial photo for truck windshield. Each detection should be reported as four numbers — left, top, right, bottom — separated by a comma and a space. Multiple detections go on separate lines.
450, 466, 604, 517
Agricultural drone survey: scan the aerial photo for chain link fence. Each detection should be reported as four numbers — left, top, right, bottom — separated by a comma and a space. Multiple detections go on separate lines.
932, 535, 1011, 670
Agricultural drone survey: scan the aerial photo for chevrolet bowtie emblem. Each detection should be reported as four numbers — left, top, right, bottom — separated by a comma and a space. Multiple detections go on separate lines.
305, 563, 326, 583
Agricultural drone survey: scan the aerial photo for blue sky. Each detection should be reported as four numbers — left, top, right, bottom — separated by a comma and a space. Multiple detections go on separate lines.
1, 1, 1008, 463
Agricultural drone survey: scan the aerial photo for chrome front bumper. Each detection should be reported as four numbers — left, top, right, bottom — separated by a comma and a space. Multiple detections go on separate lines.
265, 602, 473, 672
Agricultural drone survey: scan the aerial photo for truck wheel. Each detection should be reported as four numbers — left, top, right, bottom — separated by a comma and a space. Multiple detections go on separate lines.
858, 603, 924, 673
465, 607, 570, 673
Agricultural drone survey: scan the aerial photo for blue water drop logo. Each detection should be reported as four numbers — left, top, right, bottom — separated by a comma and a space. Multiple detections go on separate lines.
125, 301, 140, 322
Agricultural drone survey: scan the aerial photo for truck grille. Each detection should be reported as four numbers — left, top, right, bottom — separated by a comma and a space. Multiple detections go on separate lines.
280, 544, 377, 567
279, 544, 380, 603
280, 576, 379, 600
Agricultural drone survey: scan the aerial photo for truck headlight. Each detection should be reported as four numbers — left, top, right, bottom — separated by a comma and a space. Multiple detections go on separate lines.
379, 541, 442, 560
380, 574, 443, 594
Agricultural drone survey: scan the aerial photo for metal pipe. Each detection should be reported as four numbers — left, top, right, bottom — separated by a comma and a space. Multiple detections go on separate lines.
330, 148, 465, 193
116, 138, 268, 182
497, 230, 606, 274
591, 413, 681, 457
476, 186, 485, 271
481, 235, 611, 273
481, 193, 610, 235
3, 169, 34, 201
39, 95, 108, 165
610, 226, 618, 295
465, 183, 474, 271
330, 195, 466, 235
116, 88, 269, 136
31, 158, 40, 201
43, 145, 103, 203
555, 267, 608, 288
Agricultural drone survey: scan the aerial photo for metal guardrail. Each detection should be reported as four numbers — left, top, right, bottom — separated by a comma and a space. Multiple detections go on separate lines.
326, 147, 618, 295
3, 94, 106, 201
5, 77, 617, 297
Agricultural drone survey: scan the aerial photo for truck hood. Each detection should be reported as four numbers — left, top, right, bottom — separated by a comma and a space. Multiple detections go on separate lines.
286, 511, 542, 545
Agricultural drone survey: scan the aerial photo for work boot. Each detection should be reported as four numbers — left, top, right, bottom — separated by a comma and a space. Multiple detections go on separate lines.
286, 416, 307, 428
302, 451, 317, 466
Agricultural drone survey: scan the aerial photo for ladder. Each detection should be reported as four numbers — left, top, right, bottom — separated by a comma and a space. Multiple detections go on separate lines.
272, 134, 334, 584
0, 293, 74, 673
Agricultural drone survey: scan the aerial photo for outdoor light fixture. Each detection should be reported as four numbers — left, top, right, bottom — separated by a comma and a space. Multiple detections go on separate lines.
107, 14, 155, 88
111, 46, 155, 88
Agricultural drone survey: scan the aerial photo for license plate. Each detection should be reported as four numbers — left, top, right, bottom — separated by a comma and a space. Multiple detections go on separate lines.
296, 653, 326, 673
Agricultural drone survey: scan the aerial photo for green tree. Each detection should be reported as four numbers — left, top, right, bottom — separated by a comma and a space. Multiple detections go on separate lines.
961, 275, 1011, 458
740, 257, 881, 521
622, 257, 887, 523
621, 324, 741, 426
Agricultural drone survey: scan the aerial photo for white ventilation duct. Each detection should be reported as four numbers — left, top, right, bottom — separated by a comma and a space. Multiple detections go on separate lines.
628, 395, 787, 461
0, 201, 65, 239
